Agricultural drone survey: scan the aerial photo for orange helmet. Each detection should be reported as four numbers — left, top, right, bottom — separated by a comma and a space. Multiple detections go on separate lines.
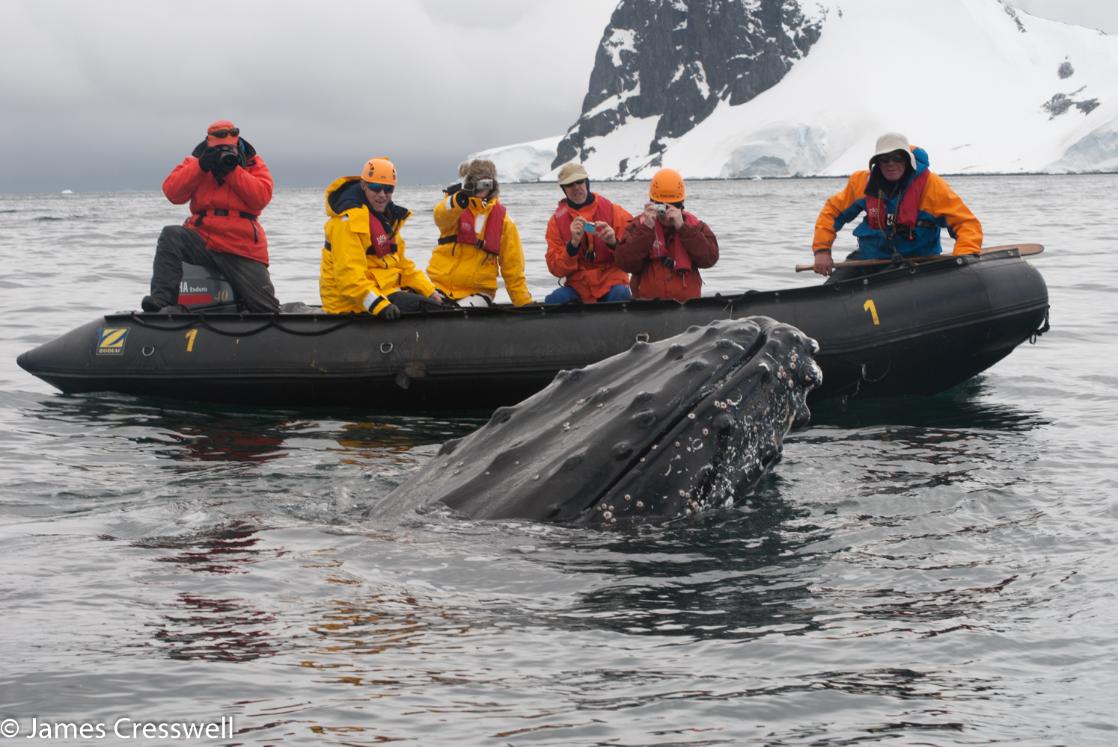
649, 168, 685, 202
362, 157, 397, 186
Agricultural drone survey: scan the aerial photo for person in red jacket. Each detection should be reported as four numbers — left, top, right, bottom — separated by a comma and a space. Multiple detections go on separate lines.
544, 163, 632, 304
614, 168, 719, 302
141, 120, 280, 313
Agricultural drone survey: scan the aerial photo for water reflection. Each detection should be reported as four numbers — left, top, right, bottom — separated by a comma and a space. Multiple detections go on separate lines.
542, 487, 831, 641
561, 664, 996, 710
788, 380, 1050, 499
295, 561, 476, 697
306, 590, 434, 659
533, 460, 1035, 649
21, 393, 483, 467
153, 592, 277, 662
330, 417, 483, 464
809, 378, 1049, 431
136, 521, 280, 662
158, 420, 289, 462
19, 394, 304, 467
135, 520, 271, 574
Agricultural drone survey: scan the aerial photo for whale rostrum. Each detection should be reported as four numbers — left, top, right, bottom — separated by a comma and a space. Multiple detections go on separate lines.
375, 317, 822, 527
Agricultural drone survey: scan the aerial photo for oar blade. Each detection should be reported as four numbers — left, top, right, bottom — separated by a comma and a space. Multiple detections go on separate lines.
794, 243, 1045, 272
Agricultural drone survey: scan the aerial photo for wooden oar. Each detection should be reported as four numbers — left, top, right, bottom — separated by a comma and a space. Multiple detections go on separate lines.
794, 243, 1045, 272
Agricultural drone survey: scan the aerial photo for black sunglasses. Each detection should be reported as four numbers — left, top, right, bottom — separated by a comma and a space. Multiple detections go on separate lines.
563, 179, 589, 189
878, 154, 908, 165
208, 128, 240, 138
364, 183, 395, 194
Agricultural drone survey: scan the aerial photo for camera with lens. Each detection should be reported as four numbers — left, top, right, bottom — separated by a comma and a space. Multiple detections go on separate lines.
655, 203, 668, 217
463, 177, 495, 197
217, 146, 239, 168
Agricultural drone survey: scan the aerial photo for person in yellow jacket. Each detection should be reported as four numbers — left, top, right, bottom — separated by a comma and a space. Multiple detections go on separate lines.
812, 132, 982, 280
428, 159, 534, 307
320, 157, 446, 318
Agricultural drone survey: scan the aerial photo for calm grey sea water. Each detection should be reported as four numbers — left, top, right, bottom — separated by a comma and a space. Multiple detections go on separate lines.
1, 176, 1116, 746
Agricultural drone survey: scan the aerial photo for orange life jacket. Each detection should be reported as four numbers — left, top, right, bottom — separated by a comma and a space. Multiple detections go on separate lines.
552, 195, 616, 265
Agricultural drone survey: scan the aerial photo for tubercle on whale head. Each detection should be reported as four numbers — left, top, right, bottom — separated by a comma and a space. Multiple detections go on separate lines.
379, 317, 821, 529
580, 322, 821, 529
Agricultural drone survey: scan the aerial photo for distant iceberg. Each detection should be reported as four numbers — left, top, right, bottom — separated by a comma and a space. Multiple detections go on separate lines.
469, 135, 560, 183
61, 189, 74, 195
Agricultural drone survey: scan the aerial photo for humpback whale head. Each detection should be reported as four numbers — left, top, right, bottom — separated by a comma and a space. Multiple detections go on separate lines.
376, 317, 821, 528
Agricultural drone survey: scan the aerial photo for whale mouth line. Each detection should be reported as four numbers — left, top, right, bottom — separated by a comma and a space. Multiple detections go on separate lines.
566, 330, 771, 522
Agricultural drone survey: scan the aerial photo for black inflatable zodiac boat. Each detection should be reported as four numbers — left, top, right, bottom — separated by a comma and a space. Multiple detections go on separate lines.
17, 247, 1049, 409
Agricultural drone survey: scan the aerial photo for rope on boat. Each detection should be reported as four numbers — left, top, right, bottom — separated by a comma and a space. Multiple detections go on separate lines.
127, 311, 359, 338
1030, 310, 1051, 344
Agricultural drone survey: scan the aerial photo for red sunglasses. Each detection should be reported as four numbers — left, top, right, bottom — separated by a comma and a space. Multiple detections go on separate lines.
208, 128, 240, 138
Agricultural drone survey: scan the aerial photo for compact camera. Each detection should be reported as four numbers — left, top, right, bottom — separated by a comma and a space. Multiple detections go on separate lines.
583, 222, 597, 234
463, 177, 495, 196
655, 203, 668, 216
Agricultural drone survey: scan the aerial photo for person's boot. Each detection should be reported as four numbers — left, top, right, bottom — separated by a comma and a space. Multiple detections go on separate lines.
141, 295, 187, 313
141, 295, 166, 312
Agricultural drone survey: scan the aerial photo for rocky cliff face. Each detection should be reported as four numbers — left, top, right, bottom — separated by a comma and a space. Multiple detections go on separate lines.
472, 0, 1118, 180
552, 0, 823, 175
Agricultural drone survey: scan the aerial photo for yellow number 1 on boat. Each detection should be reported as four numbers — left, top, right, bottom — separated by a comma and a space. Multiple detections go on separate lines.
185, 328, 198, 352
863, 299, 880, 326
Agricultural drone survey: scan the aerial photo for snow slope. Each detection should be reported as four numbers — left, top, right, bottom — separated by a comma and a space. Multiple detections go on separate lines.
476, 0, 1118, 180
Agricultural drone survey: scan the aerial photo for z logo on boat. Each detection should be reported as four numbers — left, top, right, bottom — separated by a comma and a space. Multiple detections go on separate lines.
96, 327, 129, 355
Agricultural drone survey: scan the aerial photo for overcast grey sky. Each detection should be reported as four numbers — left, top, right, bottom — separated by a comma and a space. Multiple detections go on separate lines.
1, 0, 1115, 193
0, 0, 613, 192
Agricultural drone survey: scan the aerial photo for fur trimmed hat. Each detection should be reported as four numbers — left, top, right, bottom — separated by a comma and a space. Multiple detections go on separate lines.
464, 159, 498, 194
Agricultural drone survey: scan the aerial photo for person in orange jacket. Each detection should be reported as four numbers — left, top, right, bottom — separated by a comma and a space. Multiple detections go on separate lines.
614, 168, 719, 302
544, 163, 632, 304
812, 132, 982, 279
142, 120, 280, 313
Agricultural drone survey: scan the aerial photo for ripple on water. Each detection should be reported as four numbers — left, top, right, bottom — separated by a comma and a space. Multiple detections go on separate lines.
2, 177, 1117, 744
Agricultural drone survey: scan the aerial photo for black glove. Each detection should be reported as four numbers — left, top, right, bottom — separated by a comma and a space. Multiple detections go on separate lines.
454, 191, 470, 209
444, 182, 462, 195
212, 158, 237, 180
379, 303, 401, 321
198, 147, 221, 173
566, 240, 580, 257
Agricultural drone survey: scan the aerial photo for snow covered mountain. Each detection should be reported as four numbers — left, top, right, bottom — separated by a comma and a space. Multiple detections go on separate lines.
474, 0, 1118, 180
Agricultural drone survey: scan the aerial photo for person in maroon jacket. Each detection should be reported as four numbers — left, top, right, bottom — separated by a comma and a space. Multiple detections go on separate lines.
141, 120, 280, 313
614, 168, 719, 302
